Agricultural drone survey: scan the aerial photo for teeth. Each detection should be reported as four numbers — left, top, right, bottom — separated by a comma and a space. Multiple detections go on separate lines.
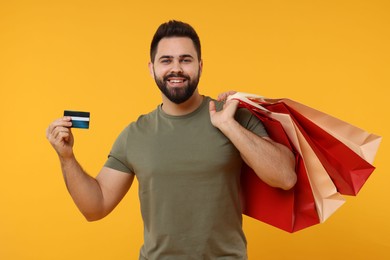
170, 80, 183, 83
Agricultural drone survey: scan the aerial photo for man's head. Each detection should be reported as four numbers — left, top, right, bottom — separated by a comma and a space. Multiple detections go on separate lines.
149, 21, 203, 104
150, 20, 201, 63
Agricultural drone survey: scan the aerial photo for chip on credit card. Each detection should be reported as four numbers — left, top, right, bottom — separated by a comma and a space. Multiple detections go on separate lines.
64, 110, 90, 129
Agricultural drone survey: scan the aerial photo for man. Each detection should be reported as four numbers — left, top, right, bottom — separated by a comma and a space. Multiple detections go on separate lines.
46, 20, 296, 259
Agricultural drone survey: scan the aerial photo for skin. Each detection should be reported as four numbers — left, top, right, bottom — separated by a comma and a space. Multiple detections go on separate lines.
148, 37, 204, 116
46, 36, 296, 221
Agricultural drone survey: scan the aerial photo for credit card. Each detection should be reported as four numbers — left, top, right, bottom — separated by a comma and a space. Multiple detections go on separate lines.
64, 110, 90, 129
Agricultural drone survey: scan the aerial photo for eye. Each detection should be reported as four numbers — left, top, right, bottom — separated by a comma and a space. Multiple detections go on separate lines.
160, 59, 171, 64
181, 58, 193, 63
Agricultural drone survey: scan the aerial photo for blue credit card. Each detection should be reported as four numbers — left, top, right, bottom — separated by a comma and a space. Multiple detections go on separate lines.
64, 110, 90, 129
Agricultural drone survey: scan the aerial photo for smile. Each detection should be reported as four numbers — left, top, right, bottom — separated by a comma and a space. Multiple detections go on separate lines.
168, 78, 186, 83
166, 76, 189, 84
164, 73, 190, 83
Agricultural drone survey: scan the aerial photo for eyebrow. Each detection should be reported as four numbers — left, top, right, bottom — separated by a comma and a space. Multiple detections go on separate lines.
158, 54, 194, 60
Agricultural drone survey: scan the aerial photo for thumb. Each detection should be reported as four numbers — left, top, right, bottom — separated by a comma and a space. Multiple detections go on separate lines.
209, 100, 216, 116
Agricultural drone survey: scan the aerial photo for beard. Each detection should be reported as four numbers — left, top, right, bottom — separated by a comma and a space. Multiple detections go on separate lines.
154, 71, 200, 104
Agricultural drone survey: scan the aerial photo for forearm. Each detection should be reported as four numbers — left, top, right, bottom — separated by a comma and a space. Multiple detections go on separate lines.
59, 155, 106, 221
220, 119, 297, 190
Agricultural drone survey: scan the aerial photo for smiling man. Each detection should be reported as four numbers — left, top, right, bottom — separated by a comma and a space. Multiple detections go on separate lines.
46, 20, 296, 259
149, 26, 204, 115
151, 39, 201, 105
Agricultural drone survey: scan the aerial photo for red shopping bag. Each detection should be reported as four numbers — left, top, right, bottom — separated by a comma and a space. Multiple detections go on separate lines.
279, 99, 381, 164
234, 92, 380, 231
239, 105, 319, 232
262, 102, 375, 195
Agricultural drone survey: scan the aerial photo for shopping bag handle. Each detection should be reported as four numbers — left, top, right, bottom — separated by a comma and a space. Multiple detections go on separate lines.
227, 92, 271, 113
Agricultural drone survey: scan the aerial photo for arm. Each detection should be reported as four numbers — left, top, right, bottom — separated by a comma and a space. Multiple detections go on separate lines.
46, 117, 134, 221
209, 99, 297, 190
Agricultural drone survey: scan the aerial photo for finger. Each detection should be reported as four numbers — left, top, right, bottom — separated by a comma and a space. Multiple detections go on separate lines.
47, 118, 72, 136
223, 99, 240, 111
59, 116, 72, 127
49, 126, 72, 143
52, 125, 70, 137
47, 124, 65, 140
217, 90, 237, 101
53, 117, 72, 127
56, 131, 71, 143
227, 90, 237, 96
228, 99, 240, 107
209, 100, 217, 115
217, 93, 228, 101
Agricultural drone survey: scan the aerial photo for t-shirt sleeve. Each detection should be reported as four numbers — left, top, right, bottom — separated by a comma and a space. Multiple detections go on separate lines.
104, 126, 134, 174
235, 107, 269, 137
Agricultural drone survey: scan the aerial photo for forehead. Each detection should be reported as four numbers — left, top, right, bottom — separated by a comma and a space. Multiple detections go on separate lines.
155, 37, 197, 58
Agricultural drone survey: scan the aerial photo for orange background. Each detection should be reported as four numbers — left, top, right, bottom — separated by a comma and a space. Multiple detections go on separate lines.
1, 0, 389, 259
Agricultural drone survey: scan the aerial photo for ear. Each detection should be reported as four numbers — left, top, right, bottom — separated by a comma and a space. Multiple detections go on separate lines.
148, 62, 155, 79
199, 59, 203, 76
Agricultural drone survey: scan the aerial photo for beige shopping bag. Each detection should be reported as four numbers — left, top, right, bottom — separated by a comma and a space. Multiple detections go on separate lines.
235, 93, 381, 164
233, 92, 345, 224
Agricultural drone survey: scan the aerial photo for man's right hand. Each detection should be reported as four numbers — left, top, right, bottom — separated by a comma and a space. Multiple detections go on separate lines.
46, 117, 134, 221
46, 117, 74, 159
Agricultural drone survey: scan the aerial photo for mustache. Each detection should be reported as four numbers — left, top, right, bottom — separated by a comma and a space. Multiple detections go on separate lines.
163, 73, 190, 81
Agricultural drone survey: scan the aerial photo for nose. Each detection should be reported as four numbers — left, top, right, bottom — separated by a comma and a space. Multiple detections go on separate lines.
170, 59, 183, 73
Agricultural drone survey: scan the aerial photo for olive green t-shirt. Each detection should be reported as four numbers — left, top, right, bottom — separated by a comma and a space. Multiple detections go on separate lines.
105, 96, 267, 260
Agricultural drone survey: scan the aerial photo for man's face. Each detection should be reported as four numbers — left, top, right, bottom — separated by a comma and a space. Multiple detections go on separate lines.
149, 37, 202, 104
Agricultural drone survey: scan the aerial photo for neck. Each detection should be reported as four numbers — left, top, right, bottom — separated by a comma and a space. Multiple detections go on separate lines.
161, 90, 204, 116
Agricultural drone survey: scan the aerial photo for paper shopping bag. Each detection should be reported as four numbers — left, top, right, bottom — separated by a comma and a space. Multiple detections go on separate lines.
282, 105, 376, 195
239, 100, 345, 229
232, 93, 381, 164
239, 111, 319, 232
289, 115, 346, 222
277, 99, 382, 164
231, 92, 379, 196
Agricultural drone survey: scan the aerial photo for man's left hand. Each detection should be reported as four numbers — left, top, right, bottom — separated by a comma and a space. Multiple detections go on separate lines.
209, 98, 240, 130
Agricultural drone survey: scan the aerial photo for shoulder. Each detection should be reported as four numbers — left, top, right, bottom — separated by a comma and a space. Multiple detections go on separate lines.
235, 107, 253, 120
204, 96, 224, 111
235, 107, 268, 137
128, 107, 159, 129
113, 108, 158, 141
